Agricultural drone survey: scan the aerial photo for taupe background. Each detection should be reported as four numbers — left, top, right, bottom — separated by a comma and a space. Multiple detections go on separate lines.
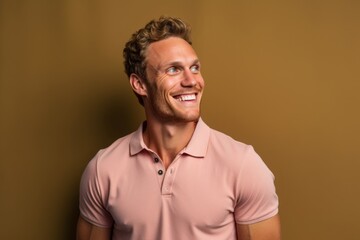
1, 1, 359, 239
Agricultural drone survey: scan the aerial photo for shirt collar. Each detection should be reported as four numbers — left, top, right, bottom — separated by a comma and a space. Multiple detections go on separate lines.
182, 118, 210, 157
129, 122, 147, 156
129, 118, 210, 158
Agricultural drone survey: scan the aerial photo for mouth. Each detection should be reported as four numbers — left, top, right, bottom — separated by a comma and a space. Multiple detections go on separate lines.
173, 93, 197, 102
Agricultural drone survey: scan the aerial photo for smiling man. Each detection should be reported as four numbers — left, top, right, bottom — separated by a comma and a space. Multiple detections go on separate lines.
77, 16, 281, 240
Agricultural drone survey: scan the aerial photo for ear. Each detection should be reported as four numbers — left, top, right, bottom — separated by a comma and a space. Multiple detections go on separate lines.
129, 73, 148, 97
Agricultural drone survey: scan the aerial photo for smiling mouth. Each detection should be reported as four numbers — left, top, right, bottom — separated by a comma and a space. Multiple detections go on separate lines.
174, 94, 197, 102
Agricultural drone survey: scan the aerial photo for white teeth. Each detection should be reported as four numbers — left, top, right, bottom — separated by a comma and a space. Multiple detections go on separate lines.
177, 94, 196, 101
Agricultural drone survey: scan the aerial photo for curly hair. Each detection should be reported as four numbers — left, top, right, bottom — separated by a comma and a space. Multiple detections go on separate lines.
123, 16, 192, 105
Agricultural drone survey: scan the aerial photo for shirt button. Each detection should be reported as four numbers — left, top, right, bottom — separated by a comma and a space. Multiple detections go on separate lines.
158, 170, 163, 175
154, 158, 159, 163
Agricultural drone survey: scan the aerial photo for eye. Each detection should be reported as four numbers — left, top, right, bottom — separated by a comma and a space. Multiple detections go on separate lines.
166, 66, 180, 75
190, 64, 200, 73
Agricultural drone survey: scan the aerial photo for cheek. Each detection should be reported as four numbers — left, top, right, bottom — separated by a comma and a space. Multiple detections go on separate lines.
158, 78, 178, 93
197, 76, 205, 88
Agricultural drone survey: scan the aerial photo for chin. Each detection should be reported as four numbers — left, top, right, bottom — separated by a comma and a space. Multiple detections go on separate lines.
176, 111, 201, 122
153, 106, 201, 123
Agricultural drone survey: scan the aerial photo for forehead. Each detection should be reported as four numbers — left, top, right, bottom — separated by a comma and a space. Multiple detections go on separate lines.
145, 37, 198, 68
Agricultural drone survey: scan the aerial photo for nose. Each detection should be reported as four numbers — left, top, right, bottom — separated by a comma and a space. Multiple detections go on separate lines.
181, 69, 197, 87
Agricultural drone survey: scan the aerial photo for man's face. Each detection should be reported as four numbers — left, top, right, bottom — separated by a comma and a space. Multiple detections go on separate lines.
143, 37, 205, 123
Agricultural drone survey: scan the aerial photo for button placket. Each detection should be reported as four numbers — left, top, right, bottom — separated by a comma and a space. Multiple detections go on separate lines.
151, 154, 165, 189
151, 153, 181, 196
161, 164, 179, 195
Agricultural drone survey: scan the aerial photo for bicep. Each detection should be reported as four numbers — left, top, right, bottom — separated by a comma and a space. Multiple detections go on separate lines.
236, 214, 281, 240
76, 216, 112, 240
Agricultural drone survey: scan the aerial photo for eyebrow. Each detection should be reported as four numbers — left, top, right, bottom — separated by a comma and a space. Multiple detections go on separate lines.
161, 59, 201, 69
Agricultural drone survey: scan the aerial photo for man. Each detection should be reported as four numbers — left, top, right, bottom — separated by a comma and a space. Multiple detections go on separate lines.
77, 16, 280, 240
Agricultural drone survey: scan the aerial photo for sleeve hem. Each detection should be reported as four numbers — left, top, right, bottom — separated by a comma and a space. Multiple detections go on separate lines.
235, 208, 279, 225
80, 213, 113, 229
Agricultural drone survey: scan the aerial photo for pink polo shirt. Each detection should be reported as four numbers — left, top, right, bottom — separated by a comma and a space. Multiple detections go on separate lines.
79, 119, 278, 239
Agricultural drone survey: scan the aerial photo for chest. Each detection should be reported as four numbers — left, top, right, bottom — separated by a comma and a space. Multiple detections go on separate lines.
106, 155, 237, 232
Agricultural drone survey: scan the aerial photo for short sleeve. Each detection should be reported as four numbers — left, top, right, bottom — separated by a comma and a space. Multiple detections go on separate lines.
79, 151, 113, 228
234, 146, 279, 224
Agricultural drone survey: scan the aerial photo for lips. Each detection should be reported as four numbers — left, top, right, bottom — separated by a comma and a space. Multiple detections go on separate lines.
174, 94, 196, 101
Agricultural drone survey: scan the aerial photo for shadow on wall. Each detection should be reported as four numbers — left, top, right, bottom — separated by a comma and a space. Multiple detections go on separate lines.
60, 75, 142, 239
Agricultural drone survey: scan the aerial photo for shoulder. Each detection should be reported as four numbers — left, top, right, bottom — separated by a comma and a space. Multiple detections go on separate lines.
208, 128, 255, 159
206, 127, 273, 178
205, 131, 279, 224
84, 131, 136, 177
97, 133, 134, 161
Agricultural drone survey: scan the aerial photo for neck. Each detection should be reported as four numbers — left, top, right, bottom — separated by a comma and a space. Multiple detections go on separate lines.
143, 118, 197, 169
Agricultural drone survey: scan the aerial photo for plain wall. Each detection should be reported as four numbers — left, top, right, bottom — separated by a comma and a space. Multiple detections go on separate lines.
1, 1, 359, 239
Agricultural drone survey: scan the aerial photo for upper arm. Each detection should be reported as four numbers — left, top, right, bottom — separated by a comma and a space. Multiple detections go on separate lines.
236, 214, 281, 240
79, 154, 114, 228
76, 216, 112, 240
234, 146, 279, 224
